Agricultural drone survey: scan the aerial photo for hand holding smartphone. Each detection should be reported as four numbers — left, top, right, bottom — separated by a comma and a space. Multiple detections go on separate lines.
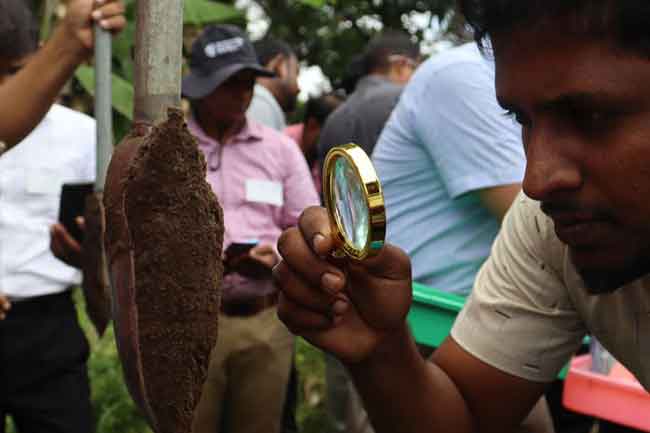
225, 240, 273, 280
58, 183, 94, 243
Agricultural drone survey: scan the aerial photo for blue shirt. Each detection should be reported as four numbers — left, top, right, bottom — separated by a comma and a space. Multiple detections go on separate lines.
372, 43, 525, 296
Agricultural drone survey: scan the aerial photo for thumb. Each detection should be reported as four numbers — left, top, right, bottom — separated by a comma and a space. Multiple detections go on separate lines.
357, 243, 411, 282
346, 244, 412, 330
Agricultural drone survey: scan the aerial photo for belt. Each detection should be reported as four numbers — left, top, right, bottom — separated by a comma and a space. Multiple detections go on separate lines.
8, 291, 72, 315
220, 292, 278, 317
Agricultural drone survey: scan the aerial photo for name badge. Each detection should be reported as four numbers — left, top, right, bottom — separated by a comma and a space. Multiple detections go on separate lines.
245, 179, 283, 206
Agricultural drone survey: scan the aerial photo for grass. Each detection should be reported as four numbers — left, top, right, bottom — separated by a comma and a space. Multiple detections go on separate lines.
4, 289, 329, 433
5, 290, 329, 433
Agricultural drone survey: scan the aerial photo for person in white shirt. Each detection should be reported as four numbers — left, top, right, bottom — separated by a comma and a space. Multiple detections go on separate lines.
0, 3, 96, 431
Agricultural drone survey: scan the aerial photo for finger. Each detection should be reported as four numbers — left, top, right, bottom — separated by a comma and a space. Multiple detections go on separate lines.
93, 0, 125, 19
50, 225, 66, 258
76, 216, 86, 231
346, 245, 413, 330
251, 243, 274, 253
358, 243, 412, 281
0, 296, 10, 312
277, 291, 333, 334
273, 261, 344, 316
249, 247, 271, 261
277, 227, 345, 295
98, 15, 126, 32
57, 224, 82, 253
298, 206, 336, 256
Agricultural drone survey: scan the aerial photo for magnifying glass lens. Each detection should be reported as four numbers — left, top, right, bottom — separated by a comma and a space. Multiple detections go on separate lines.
333, 156, 369, 251
323, 143, 385, 260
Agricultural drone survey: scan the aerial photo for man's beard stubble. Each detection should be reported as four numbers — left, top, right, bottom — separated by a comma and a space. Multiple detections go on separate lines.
574, 248, 650, 295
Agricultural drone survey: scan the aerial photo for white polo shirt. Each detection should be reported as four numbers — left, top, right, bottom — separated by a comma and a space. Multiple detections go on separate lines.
0, 104, 96, 301
451, 193, 650, 390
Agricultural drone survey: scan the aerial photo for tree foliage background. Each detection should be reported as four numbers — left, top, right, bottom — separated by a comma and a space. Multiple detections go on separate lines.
27, 0, 464, 140
248, 0, 462, 86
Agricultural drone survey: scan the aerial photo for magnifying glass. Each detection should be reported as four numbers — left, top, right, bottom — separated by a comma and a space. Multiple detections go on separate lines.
322, 143, 386, 260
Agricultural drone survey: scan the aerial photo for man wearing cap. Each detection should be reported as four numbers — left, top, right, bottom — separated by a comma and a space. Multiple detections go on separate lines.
183, 25, 319, 433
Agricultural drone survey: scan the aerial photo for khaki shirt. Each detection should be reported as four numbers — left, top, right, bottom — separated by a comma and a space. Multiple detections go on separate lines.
451, 193, 650, 389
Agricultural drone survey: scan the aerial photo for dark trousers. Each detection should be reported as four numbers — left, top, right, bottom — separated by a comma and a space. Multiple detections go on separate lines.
0, 291, 92, 433
281, 361, 299, 433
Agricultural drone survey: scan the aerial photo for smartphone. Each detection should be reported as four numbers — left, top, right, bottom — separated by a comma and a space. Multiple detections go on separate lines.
58, 182, 94, 244
225, 241, 259, 259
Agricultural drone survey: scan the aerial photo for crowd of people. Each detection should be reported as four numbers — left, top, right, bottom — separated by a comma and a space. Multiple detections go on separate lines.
2, 0, 650, 433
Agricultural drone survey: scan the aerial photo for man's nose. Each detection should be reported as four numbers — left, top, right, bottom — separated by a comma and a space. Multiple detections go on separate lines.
522, 128, 582, 201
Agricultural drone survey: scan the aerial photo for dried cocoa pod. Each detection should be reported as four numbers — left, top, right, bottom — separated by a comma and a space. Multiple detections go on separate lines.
104, 108, 223, 433
81, 193, 112, 337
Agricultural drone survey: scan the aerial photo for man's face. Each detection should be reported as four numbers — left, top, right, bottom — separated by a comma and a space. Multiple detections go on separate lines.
493, 26, 650, 293
277, 54, 300, 113
199, 70, 256, 125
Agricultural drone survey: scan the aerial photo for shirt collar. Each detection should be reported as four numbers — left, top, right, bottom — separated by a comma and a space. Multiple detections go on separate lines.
187, 115, 264, 148
254, 84, 284, 114
354, 75, 392, 94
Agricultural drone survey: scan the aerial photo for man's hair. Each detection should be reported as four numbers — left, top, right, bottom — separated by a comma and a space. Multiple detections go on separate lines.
362, 30, 419, 75
304, 93, 344, 125
459, 0, 650, 56
339, 54, 365, 95
253, 37, 296, 67
0, 0, 38, 60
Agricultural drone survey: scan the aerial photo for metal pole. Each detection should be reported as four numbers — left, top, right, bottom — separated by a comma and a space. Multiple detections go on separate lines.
94, 25, 113, 192
134, 0, 184, 124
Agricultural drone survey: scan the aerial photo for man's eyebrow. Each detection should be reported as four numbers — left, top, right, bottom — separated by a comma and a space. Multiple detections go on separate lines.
537, 91, 629, 112
498, 91, 634, 115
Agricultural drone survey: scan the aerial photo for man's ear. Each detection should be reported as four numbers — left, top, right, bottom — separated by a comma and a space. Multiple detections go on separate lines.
266, 54, 286, 78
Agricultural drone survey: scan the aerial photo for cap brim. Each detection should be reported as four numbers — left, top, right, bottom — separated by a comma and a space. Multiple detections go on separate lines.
182, 63, 275, 99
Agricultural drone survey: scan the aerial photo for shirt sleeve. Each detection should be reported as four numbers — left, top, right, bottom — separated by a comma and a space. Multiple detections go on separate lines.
281, 137, 320, 228
413, 61, 525, 198
451, 193, 587, 382
80, 122, 97, 183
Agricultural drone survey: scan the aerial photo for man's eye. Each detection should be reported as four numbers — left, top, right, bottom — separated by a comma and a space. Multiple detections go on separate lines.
503, 110, 530, 127
571, 108, 614, 133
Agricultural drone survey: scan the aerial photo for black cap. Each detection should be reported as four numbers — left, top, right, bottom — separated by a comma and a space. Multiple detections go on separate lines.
182, 25, 274, 99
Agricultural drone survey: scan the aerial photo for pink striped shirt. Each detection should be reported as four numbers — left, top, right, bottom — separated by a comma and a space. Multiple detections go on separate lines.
188, 116, 319, 298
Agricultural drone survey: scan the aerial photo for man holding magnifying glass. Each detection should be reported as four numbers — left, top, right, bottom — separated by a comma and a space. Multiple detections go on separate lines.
274, 0, 650, 432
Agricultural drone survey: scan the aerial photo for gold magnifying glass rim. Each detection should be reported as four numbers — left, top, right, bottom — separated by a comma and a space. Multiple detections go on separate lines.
323, 143, 386, 260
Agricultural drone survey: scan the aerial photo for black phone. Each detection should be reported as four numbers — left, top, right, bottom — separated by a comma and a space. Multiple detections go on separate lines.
225, 241, 259, 259
58, 182, 94, 244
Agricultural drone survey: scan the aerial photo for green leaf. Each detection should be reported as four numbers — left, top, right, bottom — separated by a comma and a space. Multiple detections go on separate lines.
183, 0, 243, 25
112, 22, 135, 65
75, 66, 134, 121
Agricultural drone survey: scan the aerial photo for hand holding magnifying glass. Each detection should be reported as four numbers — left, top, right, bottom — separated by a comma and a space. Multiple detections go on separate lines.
274, 144, 412, 364
322, 143, 386, 261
